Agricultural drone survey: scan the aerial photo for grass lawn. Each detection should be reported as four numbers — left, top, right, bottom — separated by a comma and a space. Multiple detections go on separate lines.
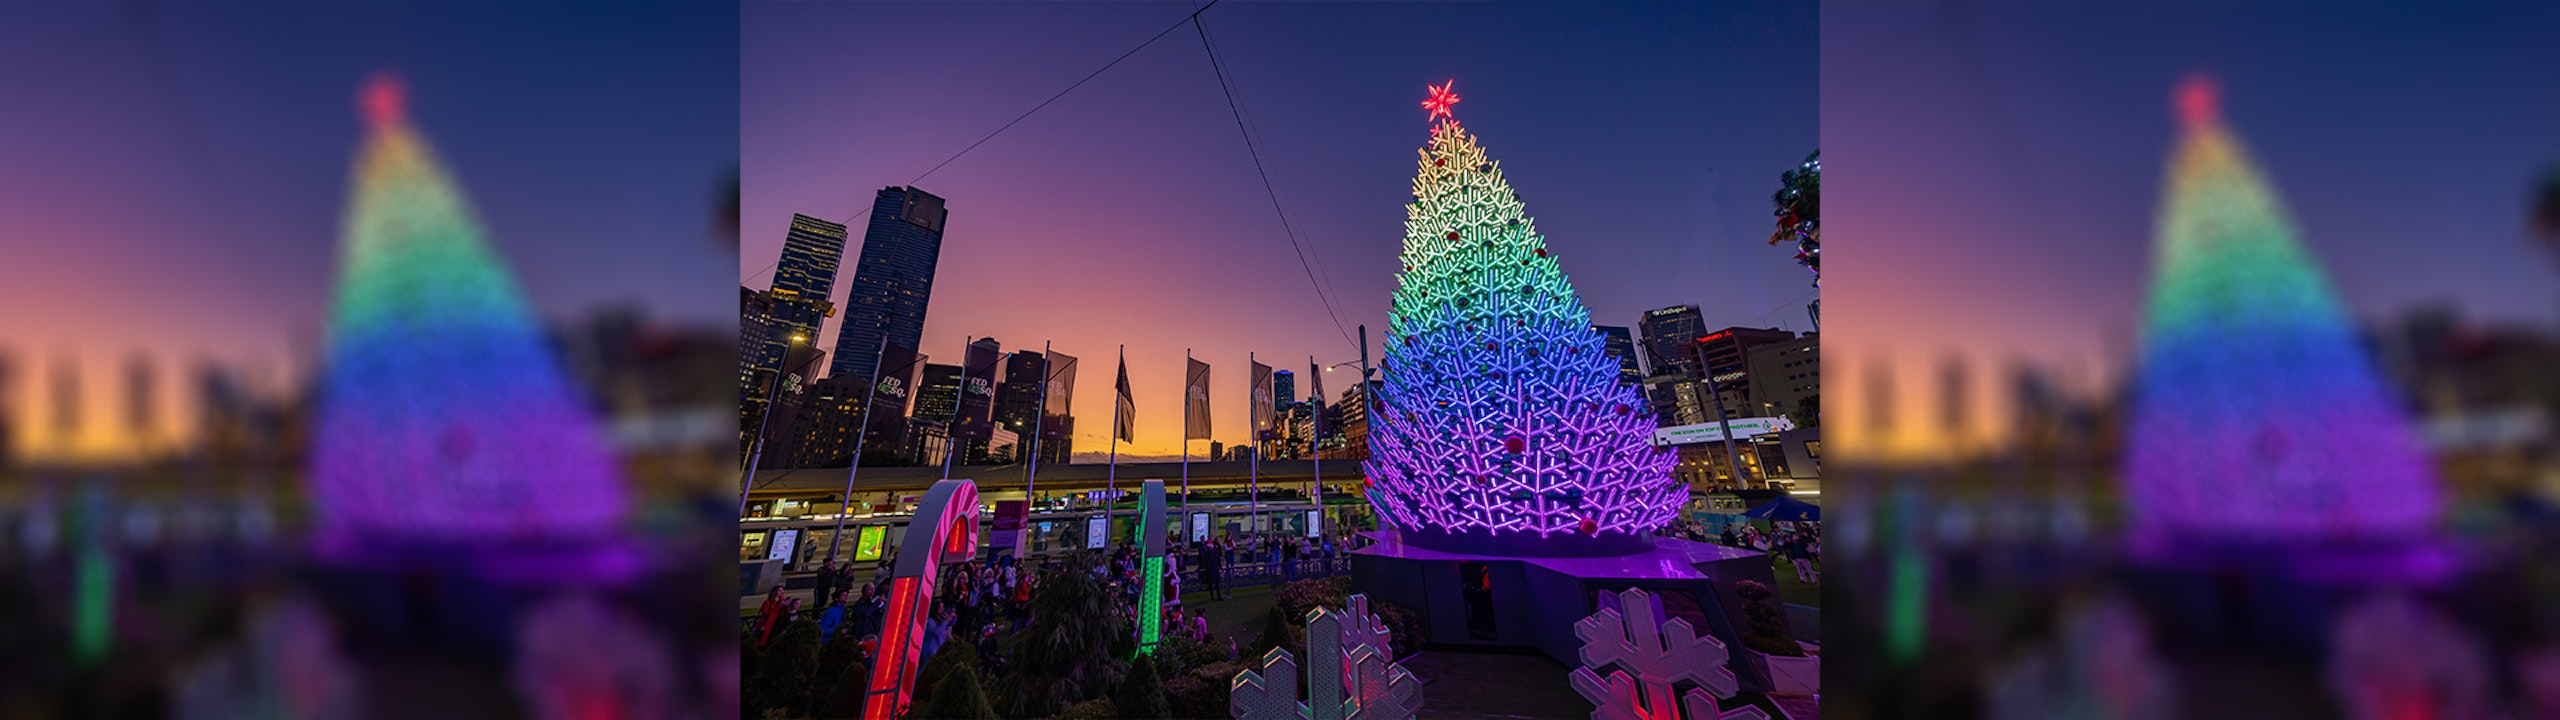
1768, 556, 1823, 609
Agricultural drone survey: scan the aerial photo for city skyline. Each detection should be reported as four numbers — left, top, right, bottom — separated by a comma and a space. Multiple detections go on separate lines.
1827, 1, 2560, 462
1, 4, 737, 463
742, 2, 1817, 461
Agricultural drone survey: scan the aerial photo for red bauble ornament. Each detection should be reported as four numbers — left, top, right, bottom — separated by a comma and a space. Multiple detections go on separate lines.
1535, 248, 1548, 258
1404, 264, 1413, 272
1579, 516, 1599, 536
1615, 404, 1631, 416
1446, 231, 1460, 241
1434, 158, 1446, 167
1484, 342, 1498, 351
1403, 336, 1414, 346
1569, 346, 1581, 353
1504, 436, 1525, 454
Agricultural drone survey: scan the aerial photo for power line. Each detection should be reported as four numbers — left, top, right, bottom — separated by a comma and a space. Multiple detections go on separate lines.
1192, 10, 1361, 355
907, 1, 1220, 187
1194, 17, 1356, 319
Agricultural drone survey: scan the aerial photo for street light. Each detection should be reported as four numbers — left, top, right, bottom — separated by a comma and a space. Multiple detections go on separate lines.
739, 333, 808, 519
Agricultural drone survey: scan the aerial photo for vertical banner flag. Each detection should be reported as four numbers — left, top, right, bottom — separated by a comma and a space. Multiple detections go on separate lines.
991, 500, 1029, 552
1184, 358, 1212, 440
1042, 351, 1078, 446
762, 342, 828, 444
1114, 356, 1136, 443
1250, 360, 1274, 444
864, 346, 924, 440
52, 356, 77, 444
956, 341, 1001, 441
125, 355, 152, 441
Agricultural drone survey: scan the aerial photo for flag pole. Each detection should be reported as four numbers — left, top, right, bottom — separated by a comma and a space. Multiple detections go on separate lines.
1108, 344, 1123, 546
943, 336, 971, 483
1180, 348, 1192, 545
1025, 340, 1051, 514
828, 337, 888, 564
1310, 355, 1322, 542
1310, 351, 1331, 538
1248, 351, 1259, 539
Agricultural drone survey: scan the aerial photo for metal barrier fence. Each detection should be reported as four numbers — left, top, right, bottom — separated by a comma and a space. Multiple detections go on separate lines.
1174, 555, 1353, 591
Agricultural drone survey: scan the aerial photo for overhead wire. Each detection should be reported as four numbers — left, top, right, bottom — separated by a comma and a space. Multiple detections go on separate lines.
1190, 8, 1362, 355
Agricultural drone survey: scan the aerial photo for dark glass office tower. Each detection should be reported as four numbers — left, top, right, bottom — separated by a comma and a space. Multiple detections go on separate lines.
832, 186, 947, 384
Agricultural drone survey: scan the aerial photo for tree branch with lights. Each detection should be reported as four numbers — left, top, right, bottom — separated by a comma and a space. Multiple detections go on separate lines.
1767, 151, 1819, 286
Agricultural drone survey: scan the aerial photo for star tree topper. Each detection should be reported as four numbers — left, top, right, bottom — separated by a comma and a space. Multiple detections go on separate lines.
1422, 80, 1460, 122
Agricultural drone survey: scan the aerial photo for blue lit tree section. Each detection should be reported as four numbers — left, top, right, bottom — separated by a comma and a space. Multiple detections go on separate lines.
306, 76, 629, 550
1363, 82, 1683, 545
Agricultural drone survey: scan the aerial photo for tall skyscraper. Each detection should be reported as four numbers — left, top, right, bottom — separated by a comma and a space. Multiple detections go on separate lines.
1272, 369, 1296, 407
996, 351, 1048, 440
832, 186, 948, 383
1746, 332, 1820, 423
1693, 326, 1797, 401
913, 363, 962, 423
739, 286, 776, 408
1594, 325, 1644, 385
1638, 305, 1708, 379
771, 213, 849, 307
745, 214, 848, 434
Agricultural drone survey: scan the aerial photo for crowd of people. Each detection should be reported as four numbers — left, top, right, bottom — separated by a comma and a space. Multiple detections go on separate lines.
747, 526, 1370, 680
1655, 515, 1823, 585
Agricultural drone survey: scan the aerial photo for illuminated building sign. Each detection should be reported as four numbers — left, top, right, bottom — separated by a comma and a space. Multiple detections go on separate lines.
1652, 417, 1795, 446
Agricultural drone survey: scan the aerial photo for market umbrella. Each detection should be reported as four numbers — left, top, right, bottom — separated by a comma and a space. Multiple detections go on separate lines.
1741, 496, 1821, 522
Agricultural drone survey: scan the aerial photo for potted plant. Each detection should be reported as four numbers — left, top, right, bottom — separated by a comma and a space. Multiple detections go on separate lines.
1734, 580, 1817, 695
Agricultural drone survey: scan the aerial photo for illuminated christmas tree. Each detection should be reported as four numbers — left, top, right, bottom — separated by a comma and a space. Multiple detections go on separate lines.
307, 75, 628, 552
2122, 76, 2439, 548
1364, 81, 1683, 552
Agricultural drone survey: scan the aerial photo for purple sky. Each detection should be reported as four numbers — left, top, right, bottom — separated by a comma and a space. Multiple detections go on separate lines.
1826, 0, 2560, 457
0, 4, 735, 460
743, 1, 1818, 459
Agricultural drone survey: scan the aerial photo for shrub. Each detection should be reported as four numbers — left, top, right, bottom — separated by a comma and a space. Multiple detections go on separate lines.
1367, 601, 1428, 660
1057, 698, 1117, 720
915, 665, 999, 720
810, 659, 867, 719
907, 640, 981, 718
999, 554, 1129, 717
1246, 606, 1302, 662
1272, 577, 1352, 625
747, 620, 822, 719
1111, 654, 1170, 720
811, 630, 864, 715
1735, 580, 1806, 657
1162, 660, 1244, 720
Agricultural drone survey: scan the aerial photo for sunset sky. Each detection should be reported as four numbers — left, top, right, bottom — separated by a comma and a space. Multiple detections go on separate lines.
742, 2, 1820, 461
0, 4, 735, 462
1825, 0, 2560, 461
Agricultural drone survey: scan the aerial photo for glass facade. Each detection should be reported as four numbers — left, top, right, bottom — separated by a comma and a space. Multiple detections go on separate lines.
832, 186, 947, 384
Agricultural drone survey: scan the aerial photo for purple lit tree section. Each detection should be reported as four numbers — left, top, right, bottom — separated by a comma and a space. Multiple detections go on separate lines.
307, 76, 629, 550
2122, 77, 2439, 548
1364, 82, 1683, 554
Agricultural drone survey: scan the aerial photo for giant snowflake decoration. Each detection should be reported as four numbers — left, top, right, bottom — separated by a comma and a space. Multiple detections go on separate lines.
1982, 596, 2173, 720
1569, 588, 1767, 720
171, 597, 362, 720
2326, 591, 2493, 720
1233, 602, 1422, 720
514, 593, 681, 720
